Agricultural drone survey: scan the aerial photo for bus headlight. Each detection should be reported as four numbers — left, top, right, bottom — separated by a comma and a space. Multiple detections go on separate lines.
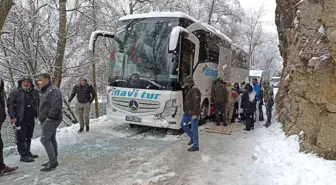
162, 99, 178, 117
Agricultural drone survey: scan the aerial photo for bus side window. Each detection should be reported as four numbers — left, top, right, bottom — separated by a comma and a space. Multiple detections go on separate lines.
180, 38, 195, 82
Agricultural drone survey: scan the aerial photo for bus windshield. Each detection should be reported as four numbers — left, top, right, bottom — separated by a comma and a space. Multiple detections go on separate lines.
108, 18, 180, 90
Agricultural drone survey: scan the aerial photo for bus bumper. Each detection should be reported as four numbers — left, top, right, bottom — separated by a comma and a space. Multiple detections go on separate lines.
107, 109, 182, 130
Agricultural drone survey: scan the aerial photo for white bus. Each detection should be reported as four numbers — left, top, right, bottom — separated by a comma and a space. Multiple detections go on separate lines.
89, 12, 249, 130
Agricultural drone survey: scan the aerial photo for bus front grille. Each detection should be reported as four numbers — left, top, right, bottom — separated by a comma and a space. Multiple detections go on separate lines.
111, 97, 161, 113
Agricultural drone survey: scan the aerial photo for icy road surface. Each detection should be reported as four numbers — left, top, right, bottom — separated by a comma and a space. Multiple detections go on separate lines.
1, 114, 336, 185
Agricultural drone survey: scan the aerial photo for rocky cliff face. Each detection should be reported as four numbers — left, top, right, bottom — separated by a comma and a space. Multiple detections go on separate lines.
275, 0, 336, 160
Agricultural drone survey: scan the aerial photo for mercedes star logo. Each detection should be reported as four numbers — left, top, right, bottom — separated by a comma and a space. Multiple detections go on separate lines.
129, 100, 139, 111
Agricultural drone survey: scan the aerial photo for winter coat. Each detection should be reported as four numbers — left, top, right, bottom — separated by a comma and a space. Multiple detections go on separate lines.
7, 77, 39, 123
183, 86, 201, 115
211, 81, 228, 103
263, 86, 274, 105
0, 78, 6, 126
68, 83, 96, 104
38, 83, 63, 123
241, 88, 257, 114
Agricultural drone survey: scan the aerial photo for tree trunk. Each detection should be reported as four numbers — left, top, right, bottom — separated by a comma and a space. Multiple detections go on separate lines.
53, 0, 67, 88
0, 0, 13, 35
129, 0, 134, 14
91, 0, 99, 118
207, 0, 216, 25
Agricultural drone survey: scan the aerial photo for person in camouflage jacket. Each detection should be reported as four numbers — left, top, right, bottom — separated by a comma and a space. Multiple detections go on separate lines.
263, 82, 274, 127
211, 78, 228, 126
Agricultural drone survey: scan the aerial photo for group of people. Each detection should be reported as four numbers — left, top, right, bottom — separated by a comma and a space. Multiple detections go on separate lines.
214, 77, 275, 131
0, 75, 96, 175
180, 76, 275, 152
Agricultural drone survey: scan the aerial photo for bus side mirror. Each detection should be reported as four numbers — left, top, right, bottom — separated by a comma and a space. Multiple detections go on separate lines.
169, 26, 189, 51
89, 30, 115, 54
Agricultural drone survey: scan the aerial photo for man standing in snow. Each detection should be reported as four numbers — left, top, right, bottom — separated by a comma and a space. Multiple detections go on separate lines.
68, 79, 96, 133
37, 73, 63, 172
180, 75, 201, 152
211, 78, 228, 126
0, 77, 18, 175
263, 82, 274, 127
252, 78, 263, 122
7, 77, 39, 163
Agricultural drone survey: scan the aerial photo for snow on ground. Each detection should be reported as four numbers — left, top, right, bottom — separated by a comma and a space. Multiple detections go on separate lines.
253, 122, 336, 185
1, 109, 336, 185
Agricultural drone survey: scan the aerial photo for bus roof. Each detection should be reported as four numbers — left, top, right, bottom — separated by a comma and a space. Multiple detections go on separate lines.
119, 12, 198, 22
118, 11, 233, 43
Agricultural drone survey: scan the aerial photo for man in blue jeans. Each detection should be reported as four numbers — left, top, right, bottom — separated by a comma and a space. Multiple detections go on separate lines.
180, 75, 201, 152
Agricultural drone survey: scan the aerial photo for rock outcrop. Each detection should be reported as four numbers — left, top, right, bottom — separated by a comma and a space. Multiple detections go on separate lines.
275, 0, 336, 159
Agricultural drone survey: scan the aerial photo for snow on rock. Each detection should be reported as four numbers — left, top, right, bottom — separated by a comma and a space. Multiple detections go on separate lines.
253, 122, 336, 185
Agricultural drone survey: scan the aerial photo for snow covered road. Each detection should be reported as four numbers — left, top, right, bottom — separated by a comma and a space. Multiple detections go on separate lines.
1, 115, 336, 185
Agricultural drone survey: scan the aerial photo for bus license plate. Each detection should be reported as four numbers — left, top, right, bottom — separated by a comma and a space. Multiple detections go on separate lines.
125, 116, 142, 123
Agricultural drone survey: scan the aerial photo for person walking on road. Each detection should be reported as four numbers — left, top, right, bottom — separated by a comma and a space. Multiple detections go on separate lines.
0, 77, 18, 175
7, 77, 39, 163
68, 79, 96, 133
180, 76, 201, 152
37, 74, 63, 172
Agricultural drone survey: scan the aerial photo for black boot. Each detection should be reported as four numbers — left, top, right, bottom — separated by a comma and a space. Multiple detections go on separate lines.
20, 155, 35, 163
41, 161, 59, 167
28, 151, 38, 158
86, 126, 89, 132
78, 127, 84, 133
187, 146, 199, 152
188, 139, 193, 146
40, 161, 58, 172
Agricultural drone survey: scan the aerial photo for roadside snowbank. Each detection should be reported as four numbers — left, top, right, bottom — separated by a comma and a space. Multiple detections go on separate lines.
254, 122, 336, 185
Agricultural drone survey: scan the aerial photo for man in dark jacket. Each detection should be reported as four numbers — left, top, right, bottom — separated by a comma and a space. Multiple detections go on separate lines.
263, 82, 274, 127
211, 78, 228, 126
37, 73, 63, 172
68, 79, 96, 133
241, 83, 257, 131
181, 75, 201, 152
0, 77, 18, 175
7, 76, 39, 163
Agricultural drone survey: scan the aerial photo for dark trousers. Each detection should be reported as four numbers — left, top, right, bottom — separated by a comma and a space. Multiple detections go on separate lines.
258, 102, 264, 121
0, 133, 4, 167
215, 102, 226, 125
16, 117, 35, 156
41, 119, 61, 163
232, 102, 239, 121
245, 113, 254, 130
266, 104, 273, 123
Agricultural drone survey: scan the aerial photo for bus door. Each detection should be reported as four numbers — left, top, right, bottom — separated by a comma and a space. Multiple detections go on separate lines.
179, 34, 199, 91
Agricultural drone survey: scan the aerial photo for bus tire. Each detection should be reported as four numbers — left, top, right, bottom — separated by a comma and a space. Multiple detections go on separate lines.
199, 99, 209, 125
129, 124, 136, 128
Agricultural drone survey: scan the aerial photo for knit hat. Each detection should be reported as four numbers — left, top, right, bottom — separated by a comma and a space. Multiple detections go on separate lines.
184, 75, 194, 86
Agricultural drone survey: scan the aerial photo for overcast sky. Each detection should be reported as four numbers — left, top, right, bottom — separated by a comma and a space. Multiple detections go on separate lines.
239, 0, 277, 33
